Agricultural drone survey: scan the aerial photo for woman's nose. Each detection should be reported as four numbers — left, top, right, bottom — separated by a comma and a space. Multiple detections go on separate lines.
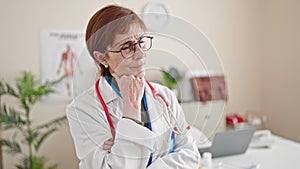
132, 45, 145, 60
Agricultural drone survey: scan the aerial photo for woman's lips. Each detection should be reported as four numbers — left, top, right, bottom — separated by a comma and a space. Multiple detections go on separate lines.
130, 61, 145, 69
131, 64, 144, 69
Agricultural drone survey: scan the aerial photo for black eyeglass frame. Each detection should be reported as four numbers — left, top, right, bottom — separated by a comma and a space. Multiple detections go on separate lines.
107, 35, 154, 58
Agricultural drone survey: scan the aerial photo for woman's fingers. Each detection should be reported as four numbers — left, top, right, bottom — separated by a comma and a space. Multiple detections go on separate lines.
104, 140, 114, 146
103, 145, 112, 152
129, 77, 144, 102
112, 75, 145, 111
117, 75, 143, 101
137, 77, 145, 99
102, 138, 114, 153
132, 78, 138, 101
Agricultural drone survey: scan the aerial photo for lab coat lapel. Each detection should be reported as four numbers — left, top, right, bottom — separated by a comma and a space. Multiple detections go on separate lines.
144, 82, 170, 135
98, 77, 119, 104
97, 77, 122, 127
144, 82, 173, 155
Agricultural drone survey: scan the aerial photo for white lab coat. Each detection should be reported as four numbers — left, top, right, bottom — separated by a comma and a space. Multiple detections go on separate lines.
67, 77, 201, 169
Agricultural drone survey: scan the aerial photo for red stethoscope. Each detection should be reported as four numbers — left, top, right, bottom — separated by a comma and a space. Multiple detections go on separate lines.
94, 77, 191, 140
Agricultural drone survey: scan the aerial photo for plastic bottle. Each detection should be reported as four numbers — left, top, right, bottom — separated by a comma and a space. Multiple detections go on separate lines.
200, 152, 212, 169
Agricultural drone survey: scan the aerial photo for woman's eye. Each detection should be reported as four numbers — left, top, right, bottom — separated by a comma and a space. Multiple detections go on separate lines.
121, 44, 130, 50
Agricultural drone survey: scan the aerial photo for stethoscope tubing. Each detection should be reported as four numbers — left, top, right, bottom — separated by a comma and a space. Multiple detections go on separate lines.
95, 79, 116, 138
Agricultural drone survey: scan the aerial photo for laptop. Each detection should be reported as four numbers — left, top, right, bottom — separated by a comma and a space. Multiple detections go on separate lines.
198, 126, 255, 158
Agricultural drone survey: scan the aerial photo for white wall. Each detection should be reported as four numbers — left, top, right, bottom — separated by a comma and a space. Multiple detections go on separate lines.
3, 0, 294, 168
0, 1, 111, 168
262, 0, 300, 142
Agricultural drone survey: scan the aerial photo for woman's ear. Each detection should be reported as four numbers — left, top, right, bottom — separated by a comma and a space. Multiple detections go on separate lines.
93, 51, 107, 66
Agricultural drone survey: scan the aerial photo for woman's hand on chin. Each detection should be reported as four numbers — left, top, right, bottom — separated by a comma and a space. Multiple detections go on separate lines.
112, 73, 145, 121
135, 70, 145, 78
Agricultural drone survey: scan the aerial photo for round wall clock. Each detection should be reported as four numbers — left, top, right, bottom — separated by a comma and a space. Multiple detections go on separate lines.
142, 2, 170, 31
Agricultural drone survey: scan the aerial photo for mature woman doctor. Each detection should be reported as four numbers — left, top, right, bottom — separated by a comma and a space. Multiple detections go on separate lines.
67, 5, 200, 169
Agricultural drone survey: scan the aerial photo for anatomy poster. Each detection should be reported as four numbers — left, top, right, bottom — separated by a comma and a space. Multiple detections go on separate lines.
40, 30, 95, 102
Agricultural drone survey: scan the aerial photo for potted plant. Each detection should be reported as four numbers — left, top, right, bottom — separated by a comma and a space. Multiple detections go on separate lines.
162, 67, 183, 89
162, 67, 183, 98
0, 71, 66, 169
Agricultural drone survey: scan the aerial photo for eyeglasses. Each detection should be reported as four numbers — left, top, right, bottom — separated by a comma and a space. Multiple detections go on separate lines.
108, 36, 154, 58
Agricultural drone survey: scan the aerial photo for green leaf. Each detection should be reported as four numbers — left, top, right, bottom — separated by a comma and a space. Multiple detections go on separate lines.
17, 157, 30, 169
6, 83, 18, 97
36, 74, 65, 97
0, 82, 5, 96
34, 128, 58, 152
0, 139, 22, 154
45, 74, 66, 87
25, 130, 40, 145
0, 81, 18, 97
15, 71, 65, 106
0, 104, 26, 130
35, 116, 67, 130
17, 156, 32, 169
162, 71, 177, 89
33, 116, 67, 151
20, 99, 30, 115
162, 67, 183, 89
17, 156, 58, 169
16, 164, 26, 169
32, 156, 46, 169
16, 72, 37, 104
47, 164, 58, 169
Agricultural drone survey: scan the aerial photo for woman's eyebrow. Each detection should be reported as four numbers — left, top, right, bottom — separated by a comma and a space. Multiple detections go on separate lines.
116, 35, 144, 48
120, 40, 131, 46
114, 38, 131, 47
